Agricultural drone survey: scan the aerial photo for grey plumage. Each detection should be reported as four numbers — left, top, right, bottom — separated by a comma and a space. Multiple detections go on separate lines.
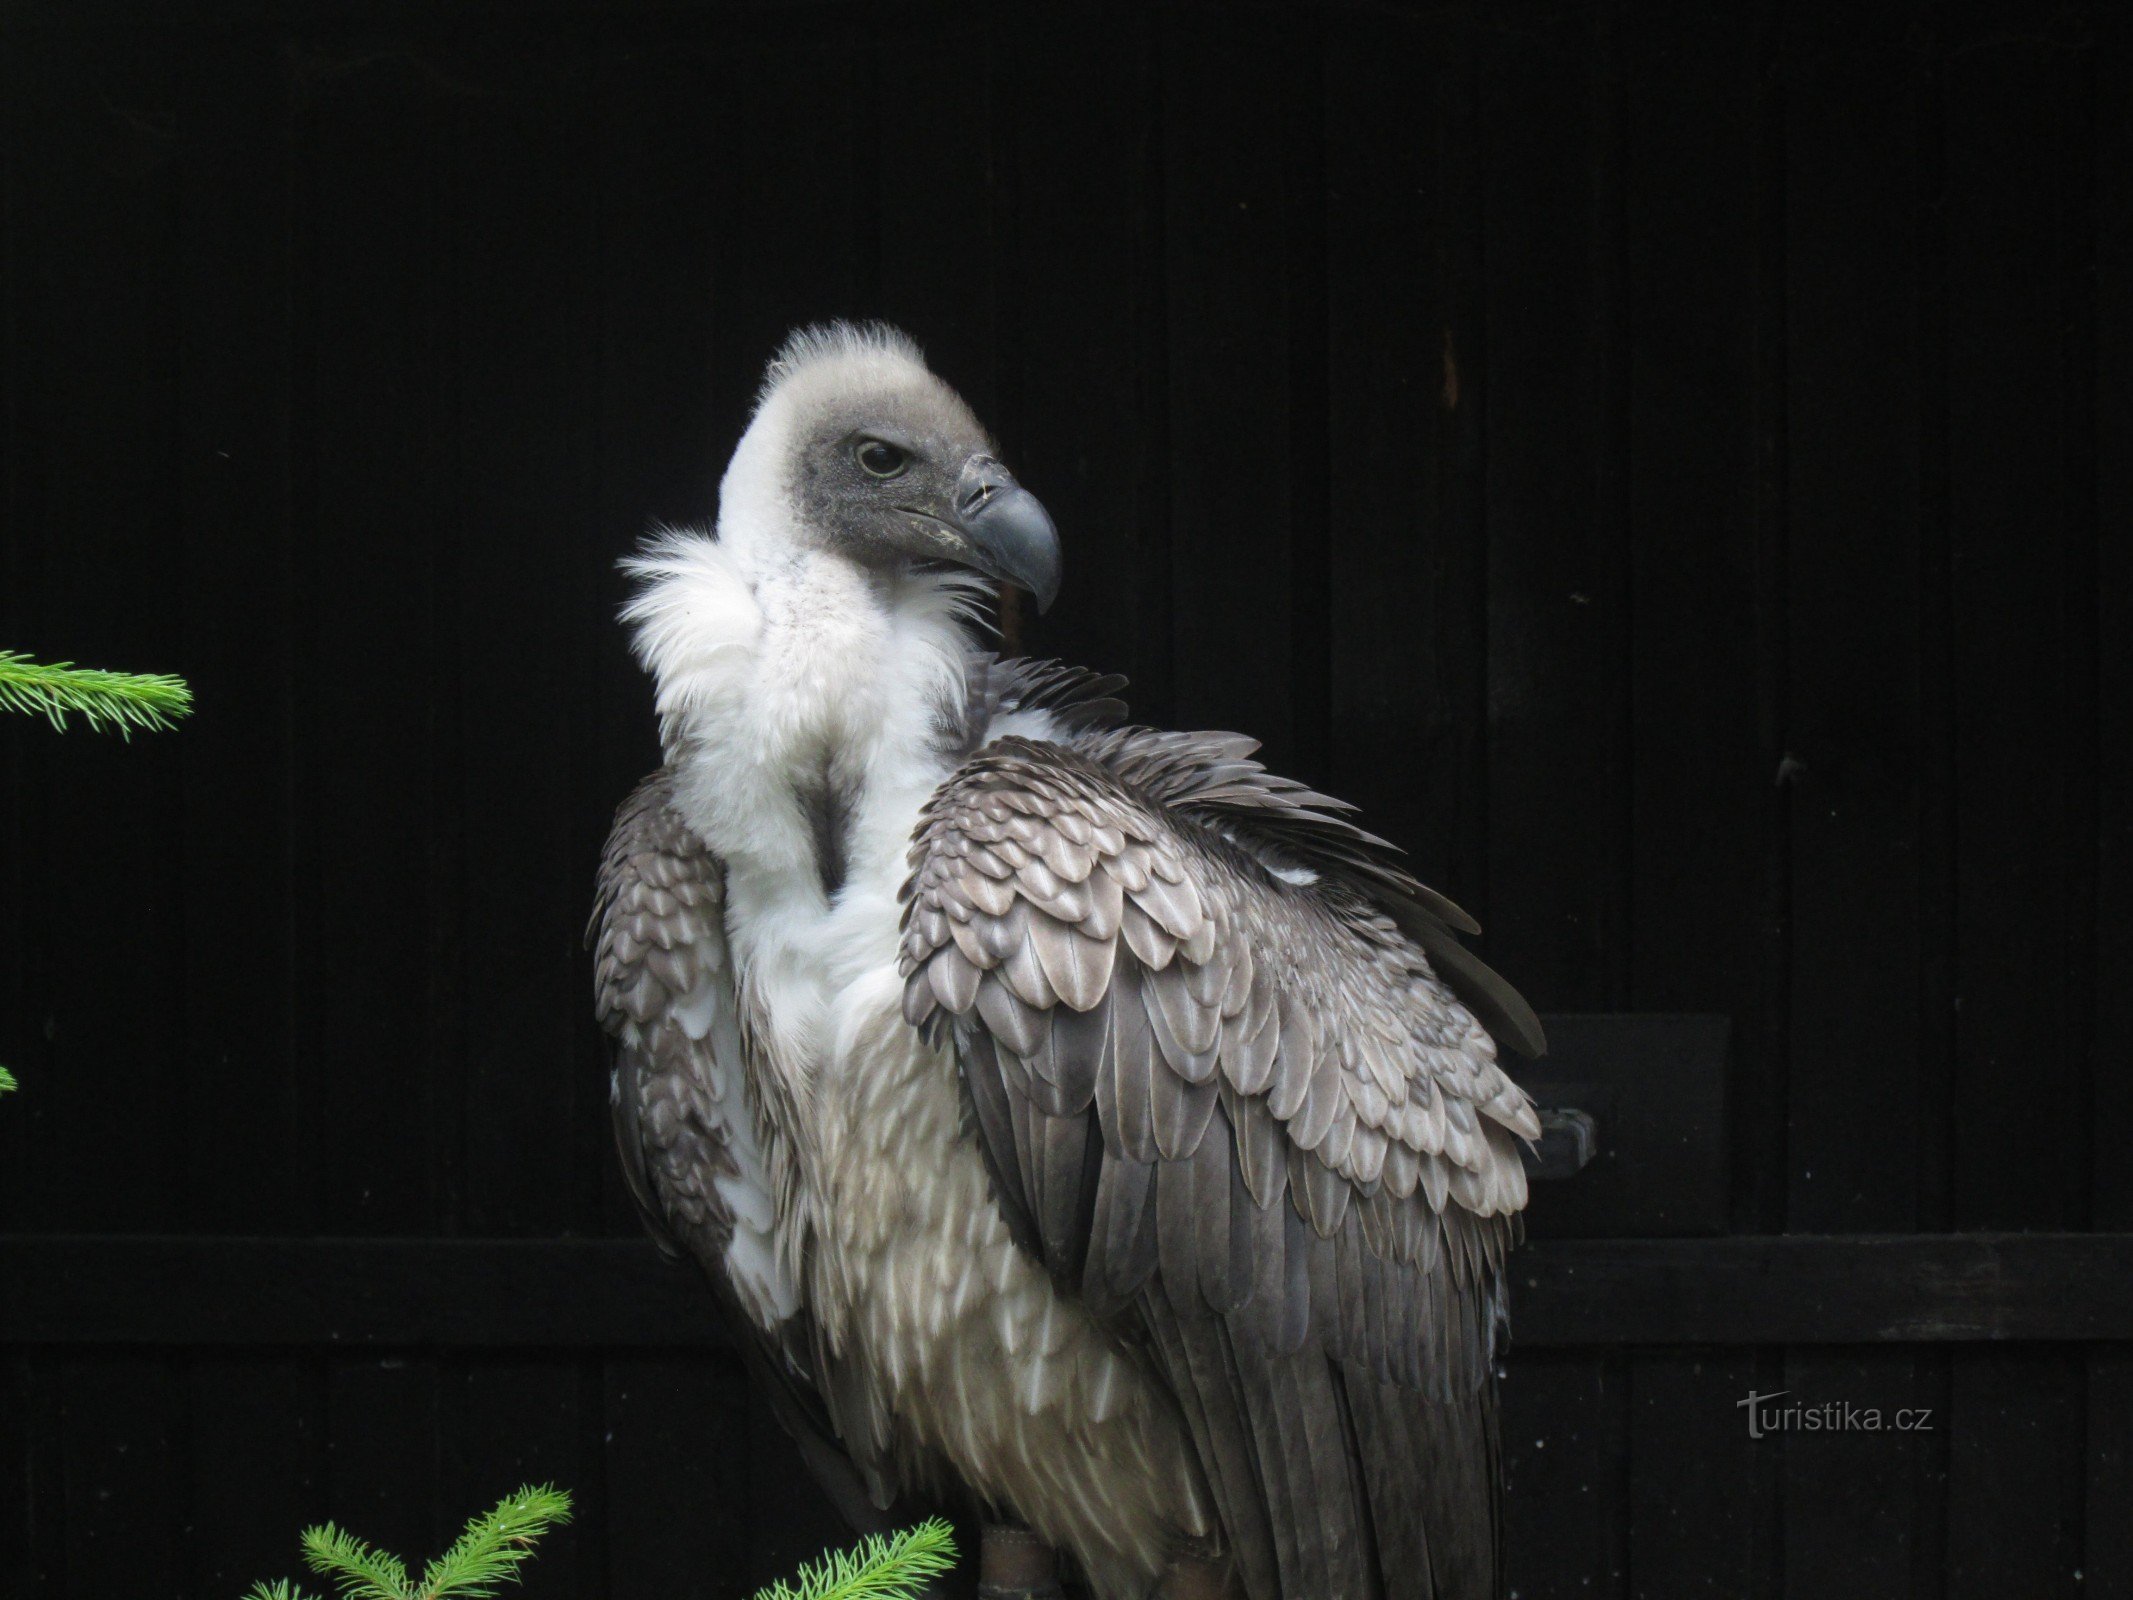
895, 662, 1537, 1598
591, 774, 738, 1270
592, 770, 949, 1541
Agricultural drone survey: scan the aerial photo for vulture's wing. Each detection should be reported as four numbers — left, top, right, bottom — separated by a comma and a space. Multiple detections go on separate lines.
901, 718, 1541, 1600
593, 772, 914, 1535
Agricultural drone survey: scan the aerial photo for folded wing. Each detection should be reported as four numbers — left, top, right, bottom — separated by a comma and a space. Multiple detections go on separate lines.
900, 710, 1541, 1600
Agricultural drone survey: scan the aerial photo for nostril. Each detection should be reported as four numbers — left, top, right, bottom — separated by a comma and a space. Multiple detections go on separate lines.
958, 456, 1013, 508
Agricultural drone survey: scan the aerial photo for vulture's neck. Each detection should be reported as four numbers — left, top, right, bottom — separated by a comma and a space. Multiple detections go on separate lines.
634, 527, 975, 935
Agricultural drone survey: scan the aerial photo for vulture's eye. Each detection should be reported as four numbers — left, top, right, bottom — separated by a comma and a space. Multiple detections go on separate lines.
855, 440, 910, 478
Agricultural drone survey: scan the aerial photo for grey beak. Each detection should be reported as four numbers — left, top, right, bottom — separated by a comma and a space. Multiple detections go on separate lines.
953, 456, 1061, 613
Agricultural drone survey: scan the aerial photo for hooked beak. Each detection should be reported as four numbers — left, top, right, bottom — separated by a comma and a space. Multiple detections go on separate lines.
944, 455, 1061, 613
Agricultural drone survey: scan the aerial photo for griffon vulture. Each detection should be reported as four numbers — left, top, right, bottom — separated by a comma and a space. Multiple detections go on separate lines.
592, 323, 1543, 1600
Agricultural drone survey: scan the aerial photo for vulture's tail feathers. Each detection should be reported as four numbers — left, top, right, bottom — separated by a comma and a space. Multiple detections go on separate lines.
1337, 1358, 1506, 1600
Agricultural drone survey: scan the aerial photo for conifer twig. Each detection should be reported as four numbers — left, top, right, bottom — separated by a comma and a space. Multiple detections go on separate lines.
242, 1485, 571, 1600
300, 1523, 411, 1599
0, 650, 191, 736
240, 1492, 952, 1600
750, 1519, 958, 1600
413, 1483, 572, 1599
0, 1066, 15, 1095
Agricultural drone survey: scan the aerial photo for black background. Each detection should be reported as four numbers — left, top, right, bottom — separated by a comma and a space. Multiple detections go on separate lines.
1, 0, 2128, 1595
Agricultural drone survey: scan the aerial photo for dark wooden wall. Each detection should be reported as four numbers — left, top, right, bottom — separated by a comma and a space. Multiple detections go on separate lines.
1, 0, 2126, 1595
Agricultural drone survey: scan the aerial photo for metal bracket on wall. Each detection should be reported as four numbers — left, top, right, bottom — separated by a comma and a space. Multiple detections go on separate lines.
1508, 1013, 1732, 1237
1522, 1106, 1599, 1181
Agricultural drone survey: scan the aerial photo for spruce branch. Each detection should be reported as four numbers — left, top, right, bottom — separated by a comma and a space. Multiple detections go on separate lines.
0, 650, 192, 736
751, 1519, 959, 1600
242, 1492, 949, 1600
246, 1486, 571, 1600
413, 1483, 572, 1600
0, 1066, 15, 1095
300, 1523, 411, 1600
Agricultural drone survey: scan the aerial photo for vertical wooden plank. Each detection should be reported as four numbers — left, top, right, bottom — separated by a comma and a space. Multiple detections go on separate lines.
2089, 1352, 2133, 1595
295, 50, 454, 1559
1, 1355, 31, 1596
172, 8, 302, 1237
1942, 5, 2091, 1235
440, 51, 607, 1583
1620, 1, 1778, 1231
20, 1356, 69, 1595
1776, 11, 1933, 1587
170, 31, 329, 1593
1779, 0, 1927, 1235
0, 0, 32, 1233
296, 53, 448, 1236
1479, 0, 1632, 1011
325, 1356, 444, 1575
2093, 0, 2132, 1239
1500, 1353, 1627, 1600
448, 36, 605, 1240
1161, 10, 1306, 771
1616, 7, 1781, 1583
1779, 1351, 1933, 1598
1324, 8, 1486, 898
592, 27, 719, 543
1910, 1349, 1955, 1597
1626, 1354, 1765, 1598
874, 9, 998, 425
1285, 21, 1331, 795
58, 1359, 181, 1596
994, 14, 1166, 706
186, 1358, 324, 1597
3, 26, 185, 1236
1946, 1350, 2085, 1599
602, 1356, 753, 1600
1937, 13, 2098, 1591
590, 28, 718, 1240
706, 37, 870, 452
1909, 0, 1959, 1244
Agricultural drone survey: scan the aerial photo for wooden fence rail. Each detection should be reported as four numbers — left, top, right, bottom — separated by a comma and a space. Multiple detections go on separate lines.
7, 1233, 2130, 1349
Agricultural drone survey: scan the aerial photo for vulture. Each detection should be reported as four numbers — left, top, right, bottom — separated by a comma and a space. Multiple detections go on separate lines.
591, 323, 1544, 1600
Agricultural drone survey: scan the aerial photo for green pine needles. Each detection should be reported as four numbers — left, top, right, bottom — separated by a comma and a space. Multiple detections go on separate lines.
0, 649, 192, 736
0, 1066, 14, 1094
243, 1485, 571, 1600
750, 1519, 958, 1600
241, 1486, 955, 1600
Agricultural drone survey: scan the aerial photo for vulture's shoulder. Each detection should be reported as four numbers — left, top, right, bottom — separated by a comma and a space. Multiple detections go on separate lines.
947, 651, 1132, 751
589, 770, 744, 1268
925, 658, 1545, 1061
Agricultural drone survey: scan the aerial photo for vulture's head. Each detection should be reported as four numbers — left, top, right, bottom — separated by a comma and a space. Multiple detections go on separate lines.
718, 321, 1061, 612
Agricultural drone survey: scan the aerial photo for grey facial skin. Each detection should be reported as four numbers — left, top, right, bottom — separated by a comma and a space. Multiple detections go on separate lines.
790, 396, 1062, 613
